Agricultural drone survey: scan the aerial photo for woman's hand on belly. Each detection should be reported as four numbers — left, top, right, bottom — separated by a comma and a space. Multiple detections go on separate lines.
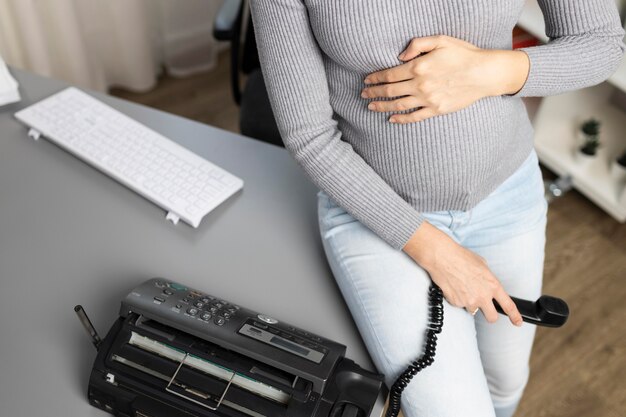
403, 221, 523, 327
360, 35, 530, 124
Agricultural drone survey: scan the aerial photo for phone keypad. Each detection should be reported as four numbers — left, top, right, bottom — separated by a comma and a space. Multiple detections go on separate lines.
153, 280, 240, 326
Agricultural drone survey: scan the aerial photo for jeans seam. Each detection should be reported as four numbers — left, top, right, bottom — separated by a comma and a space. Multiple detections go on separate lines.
322, 227, 398, 377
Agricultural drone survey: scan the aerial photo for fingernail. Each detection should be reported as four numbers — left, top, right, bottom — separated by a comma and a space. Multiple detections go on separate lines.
361, 90, 368, 98
389, 117, 398, 123
398, 51, 406, 60
364, 77, 372, 84
367, 103, 375, 110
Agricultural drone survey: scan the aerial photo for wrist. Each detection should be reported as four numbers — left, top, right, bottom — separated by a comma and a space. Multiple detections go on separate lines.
480, 49, 530, 96
402, 221, 439, 269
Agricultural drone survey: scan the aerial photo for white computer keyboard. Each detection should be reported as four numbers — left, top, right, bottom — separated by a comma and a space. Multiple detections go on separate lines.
15, 87, 243, 228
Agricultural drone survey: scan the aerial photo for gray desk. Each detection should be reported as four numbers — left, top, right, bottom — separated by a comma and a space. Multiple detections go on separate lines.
0, 69, 385, 416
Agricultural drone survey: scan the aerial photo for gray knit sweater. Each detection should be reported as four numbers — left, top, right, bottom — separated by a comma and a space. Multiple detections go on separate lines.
249, 0, 625, 249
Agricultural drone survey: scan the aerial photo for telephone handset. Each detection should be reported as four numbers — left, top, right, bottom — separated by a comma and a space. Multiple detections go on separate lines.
494, 295, 569, 327
384, 283, 570, 417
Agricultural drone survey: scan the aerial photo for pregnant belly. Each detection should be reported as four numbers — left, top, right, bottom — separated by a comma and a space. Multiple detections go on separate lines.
335, 96, 528, 208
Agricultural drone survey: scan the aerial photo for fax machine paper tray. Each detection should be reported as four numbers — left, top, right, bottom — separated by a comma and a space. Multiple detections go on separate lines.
120, 296, 345, 395
125, 331, 290, 404
97, 314, 320, 416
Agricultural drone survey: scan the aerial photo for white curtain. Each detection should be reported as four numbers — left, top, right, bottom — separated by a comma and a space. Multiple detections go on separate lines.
0, 0, 227, 92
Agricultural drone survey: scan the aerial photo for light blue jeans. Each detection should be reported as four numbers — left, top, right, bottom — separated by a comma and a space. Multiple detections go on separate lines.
317, 149, 548, 417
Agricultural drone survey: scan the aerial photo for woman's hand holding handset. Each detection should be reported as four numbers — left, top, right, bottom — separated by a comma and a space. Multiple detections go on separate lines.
364, 35, 530, 325
361, 35, 530, 124
403, 222, 524, 327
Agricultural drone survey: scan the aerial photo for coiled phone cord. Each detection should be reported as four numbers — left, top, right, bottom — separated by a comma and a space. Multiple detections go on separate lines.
385, 282, 444, 417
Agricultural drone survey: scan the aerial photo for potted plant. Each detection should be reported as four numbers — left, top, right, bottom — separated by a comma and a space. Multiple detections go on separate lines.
611, 149, 626, 183
574, 118, 601, 167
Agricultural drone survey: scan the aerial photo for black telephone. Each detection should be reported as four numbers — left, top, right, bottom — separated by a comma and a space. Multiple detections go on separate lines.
384, 282, 570, 417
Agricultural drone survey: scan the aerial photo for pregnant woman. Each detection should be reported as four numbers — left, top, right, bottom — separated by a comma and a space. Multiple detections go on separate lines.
249, 1, 624, 416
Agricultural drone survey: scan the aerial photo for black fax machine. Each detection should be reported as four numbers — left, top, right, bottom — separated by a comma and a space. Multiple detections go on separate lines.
75, 278, 384, 417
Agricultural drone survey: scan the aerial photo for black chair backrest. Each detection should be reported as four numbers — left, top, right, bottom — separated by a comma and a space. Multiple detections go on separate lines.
242, 14, 260, 75
214, 1, 283, 146
214, 0, 261, 105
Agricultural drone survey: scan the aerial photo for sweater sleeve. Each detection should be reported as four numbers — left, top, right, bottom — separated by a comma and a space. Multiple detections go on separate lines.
514, 0, 626, 97
248, 0, 425, 250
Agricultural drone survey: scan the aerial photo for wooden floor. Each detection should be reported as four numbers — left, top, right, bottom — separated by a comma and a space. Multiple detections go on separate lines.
112, 51, 626, 417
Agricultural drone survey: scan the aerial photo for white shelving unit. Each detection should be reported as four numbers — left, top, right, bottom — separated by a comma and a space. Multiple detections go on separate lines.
610, 53, 626, 93
518, 0, 626, 222
533, 84, 626, 220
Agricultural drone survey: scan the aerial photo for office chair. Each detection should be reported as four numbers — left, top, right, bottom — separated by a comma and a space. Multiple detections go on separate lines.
214, 0, 283, 147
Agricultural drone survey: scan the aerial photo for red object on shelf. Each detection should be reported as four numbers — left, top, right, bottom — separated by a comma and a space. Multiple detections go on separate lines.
513, 26, 542, 49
